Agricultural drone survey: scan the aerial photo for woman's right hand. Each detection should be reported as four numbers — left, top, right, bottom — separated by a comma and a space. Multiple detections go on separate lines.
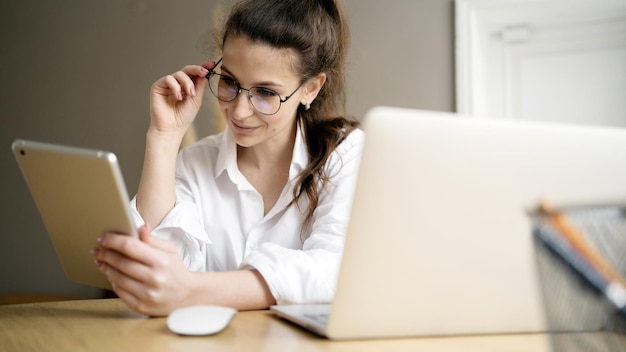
148, 60, 218, 137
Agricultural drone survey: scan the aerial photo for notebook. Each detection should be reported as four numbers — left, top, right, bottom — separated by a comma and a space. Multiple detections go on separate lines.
12, 139, 138, 290
270, 106, 626, 340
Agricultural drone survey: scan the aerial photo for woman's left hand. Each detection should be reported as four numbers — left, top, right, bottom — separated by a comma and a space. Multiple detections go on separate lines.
92, 225, 193, 316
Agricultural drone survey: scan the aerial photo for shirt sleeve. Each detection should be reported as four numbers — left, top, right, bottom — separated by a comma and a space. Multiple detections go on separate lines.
240, 130, 365, 304
129, 162, 213, 272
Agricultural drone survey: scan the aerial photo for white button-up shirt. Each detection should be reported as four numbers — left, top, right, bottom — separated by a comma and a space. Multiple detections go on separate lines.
130, 125, 364, 305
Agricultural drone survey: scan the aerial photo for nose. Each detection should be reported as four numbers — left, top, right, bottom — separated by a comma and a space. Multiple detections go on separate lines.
230, 90, 254, 120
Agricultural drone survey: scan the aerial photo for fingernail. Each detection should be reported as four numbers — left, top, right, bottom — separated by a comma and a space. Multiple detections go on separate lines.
97, 236, 103, 243
190, 87, 196, 97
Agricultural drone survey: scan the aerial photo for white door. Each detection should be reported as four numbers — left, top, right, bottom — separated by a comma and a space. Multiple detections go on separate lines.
456, 0, 626, 127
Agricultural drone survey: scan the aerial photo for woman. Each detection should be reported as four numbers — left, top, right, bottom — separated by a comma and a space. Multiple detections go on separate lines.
92, 0, 363, 316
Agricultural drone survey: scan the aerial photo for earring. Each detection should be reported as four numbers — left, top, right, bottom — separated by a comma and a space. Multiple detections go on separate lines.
305, 102, 311, 110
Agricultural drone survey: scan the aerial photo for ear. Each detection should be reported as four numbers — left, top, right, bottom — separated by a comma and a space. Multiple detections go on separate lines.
300, 72, 326, 106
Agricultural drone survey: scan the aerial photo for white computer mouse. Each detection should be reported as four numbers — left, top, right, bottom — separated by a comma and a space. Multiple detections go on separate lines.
167, 305, 237, 336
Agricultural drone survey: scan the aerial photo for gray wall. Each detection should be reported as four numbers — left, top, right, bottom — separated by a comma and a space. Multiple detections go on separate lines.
345, 0, 455, 118
0, 0, 454, 298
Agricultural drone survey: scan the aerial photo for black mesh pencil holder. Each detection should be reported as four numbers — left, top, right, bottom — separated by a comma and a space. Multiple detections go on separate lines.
531, 206, 626, 351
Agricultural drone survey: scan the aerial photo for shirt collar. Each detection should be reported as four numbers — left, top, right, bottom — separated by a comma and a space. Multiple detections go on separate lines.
215, 127, 237, 179
290, 122, 308, 178
214, 123, 309, 180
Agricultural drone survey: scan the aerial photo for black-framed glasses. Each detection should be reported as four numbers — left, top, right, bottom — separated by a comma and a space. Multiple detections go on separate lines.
205, 58, 304, 115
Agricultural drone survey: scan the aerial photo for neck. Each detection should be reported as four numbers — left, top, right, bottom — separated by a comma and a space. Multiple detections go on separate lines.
237, 124, 297, 170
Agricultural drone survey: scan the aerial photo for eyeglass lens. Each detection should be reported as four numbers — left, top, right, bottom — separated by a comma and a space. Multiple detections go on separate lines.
208, 73, 280, 115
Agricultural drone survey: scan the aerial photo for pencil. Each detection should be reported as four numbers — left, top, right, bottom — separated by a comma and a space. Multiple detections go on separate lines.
534, 225, 626, 315
538, 201, 626, 290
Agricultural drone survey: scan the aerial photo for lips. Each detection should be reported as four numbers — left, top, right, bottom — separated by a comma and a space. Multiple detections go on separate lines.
230, 120, 258, 134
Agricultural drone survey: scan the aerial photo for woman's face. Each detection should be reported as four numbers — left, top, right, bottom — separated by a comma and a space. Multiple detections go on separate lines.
217, 35, 305, 150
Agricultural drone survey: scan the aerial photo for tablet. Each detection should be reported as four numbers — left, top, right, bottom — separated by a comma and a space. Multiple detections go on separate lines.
12, 139, 138, 290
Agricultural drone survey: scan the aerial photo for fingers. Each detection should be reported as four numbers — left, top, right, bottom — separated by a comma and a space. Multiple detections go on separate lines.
93, 245, 153, 281
96, 259, 142, 296
173, 60, 219, 97
93, 236, 175, 307
201, 59, 220, 72
162, 70, 197, 101
97, 262, 157, 315
93, 226, 180, 281
148, 60, 219, 132
95, 231, 176, 266
94, 236, 152, 274
155, 64, 210, 101
138, 223, 152, 241
111, 285, 143, 313
93, 229, 188, 317
114, 281, 171, 317
138, 225, 179, 253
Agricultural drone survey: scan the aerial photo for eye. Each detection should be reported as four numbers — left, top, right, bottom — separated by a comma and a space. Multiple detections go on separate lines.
254, 87, 279, 98
220, 75, 238, 88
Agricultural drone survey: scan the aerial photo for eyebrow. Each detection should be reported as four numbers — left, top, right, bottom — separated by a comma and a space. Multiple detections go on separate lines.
220, 65, 285, 89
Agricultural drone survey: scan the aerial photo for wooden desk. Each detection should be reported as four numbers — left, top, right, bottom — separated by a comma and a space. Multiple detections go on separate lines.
0, 299, 623, 351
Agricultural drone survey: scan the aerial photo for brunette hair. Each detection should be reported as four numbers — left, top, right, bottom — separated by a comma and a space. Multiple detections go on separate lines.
219, 0, 360, 233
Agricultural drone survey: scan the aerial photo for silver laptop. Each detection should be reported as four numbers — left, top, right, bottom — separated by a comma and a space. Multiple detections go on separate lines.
12, 139, 138, 290
270, 106, 626, 340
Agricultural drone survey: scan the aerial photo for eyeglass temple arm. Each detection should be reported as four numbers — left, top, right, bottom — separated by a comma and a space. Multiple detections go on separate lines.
205, 58, 223, 79
280, 80, 306, 103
